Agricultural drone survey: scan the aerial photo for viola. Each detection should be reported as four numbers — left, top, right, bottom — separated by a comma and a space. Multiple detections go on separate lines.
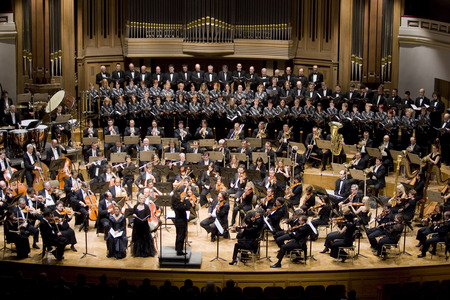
216, 182, 227, 192
265, 205, 281, 215
308, 203, 325, 211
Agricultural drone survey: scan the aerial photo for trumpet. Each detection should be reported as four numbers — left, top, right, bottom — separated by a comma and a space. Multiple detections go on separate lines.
344, 159, 356, 169
363, 168, 371, 176
257, 123, 268, 139
200, 127, 207, 138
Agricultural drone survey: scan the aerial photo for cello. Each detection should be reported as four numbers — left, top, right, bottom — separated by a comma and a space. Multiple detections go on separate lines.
148, 200, 161, 231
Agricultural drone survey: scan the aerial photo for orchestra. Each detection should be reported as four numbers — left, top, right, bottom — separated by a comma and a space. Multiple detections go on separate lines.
1, 62, 449, 269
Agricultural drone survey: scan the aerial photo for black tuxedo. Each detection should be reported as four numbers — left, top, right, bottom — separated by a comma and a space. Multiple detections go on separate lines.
308, 72, 324, 86
111, 70, 126, 85
371, 94, 386, 108
84, 148, 101, 164
414, 96, 430, 108
174, 128, 192, 146
23, 152, 39, 187
163, 72, 179, 85
363, 164, 386, 195
83, 127, 98, 138
96, 72, 111, 86
203, 72, 218, 88
146, 126, 165, 137
178, 71, 192, 84
190, 70, 205, 87
3, 111, 21, 128
39, 219, 68, 260
38, 189, 59, 209
218, 71, 233, 87
88, 159, 107, 180
164, 146, 180, 154
227, 128, 245, 140
138, 72, 152, 86
125, 70, 140, 85
194, 127, 214, 139
151, 72, 164, 84
200, 198, 230, 238
334, 178, 350, 198
124, 126, 140, 137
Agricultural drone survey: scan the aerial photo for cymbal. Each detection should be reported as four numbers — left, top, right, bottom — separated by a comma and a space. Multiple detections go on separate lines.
15, 105, 28, 109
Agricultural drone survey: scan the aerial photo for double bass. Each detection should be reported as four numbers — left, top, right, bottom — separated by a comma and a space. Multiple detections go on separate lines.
4, 161, 26, 196
32, 146, 49, 192
85, 190, 98, 221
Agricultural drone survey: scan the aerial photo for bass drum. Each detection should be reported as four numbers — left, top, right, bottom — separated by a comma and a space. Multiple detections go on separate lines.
46, 90, 75, 114
29, 125, 49, 153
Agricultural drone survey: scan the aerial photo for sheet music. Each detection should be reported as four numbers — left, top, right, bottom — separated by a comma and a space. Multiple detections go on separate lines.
109, 228, 123, 238
263, 216, 273, 232
307, 219, 318, 235
214, 218, 224, 234
410, 104, 419, 110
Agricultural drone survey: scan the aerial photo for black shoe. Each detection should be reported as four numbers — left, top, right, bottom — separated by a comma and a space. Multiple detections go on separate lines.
270, 262, 281, 268
177, 251, 187, 256
223, 232, 230, 239
50, 249, 58, 259
229, 260, 237, 265
418, 254, 426, 258
429, 250, 437, 255
415, 243, 422, 247
70, 245, 77, 252
32, 244, 40, 250
321, 166, 326, 171
320, 248, 329, 254
211, 236, 216, 242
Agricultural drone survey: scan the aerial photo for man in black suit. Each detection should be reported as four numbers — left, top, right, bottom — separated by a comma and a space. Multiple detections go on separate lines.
164, 64, 179, 90
194, 119, 214, 140
200, 191, 230, 241
123, 119, 140, 154
84, 142, 101, 164
190, 63, 204, 89
292, 81, 306, 100
23, 144, 41, 187
348, 151, 368, 171
429, 91, 446, 129
109, 140, 127, 159
40, 209, 68, 260
82, 119, 98, 152
245, 66, 259, 90
304, 126, 323, 167
125, 63, 140, 85
406, 136, 421, 156
379, 135, 394, 170
218, 64, 233, 89
0, 152, 10, 181
138, 138, 156, 166
334, 170, 350, 199
164, 139, 180, 154
45, 139, 67, 179
227, 122, 246, 140
11, 198, 41, 249
359, 84, 374, 101
87, 152, 107, 182
371, 85, 386, 110
276, 124, 293, 155
3, 105, 21, 128
178, 64, 191, 87
111, 63, 126, 87
50, 105, 71, 145
38, 181, 60, 211
358, 131, 374, 160
308, 65, 324, 90
198, 152, 215, 167
345, 83, 359, 103
95, 65, 111, 87
436, 113, 450, 166
0, 90, 13, 120
214, 139, 231, 168
294, 68, 308, 90
70, 182, 93, 231
103, 118, 120, 155
174, 120, 192, 150
414, 88, 430, 108
64, 169, 81, 202
151, 66, 164, 86
235, 140, 252, 164
232, 63, 246, 90
97, 191, 115, 237
137, 65, 151, 87
317, 82, 332, 109
134, 164, 160, 191
361, 157, 386, 196
108, 177, 127, 200
281, 66, 295, 87
203, 65, 218, 89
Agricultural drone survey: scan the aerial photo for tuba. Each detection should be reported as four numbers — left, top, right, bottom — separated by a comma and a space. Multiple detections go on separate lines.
329, 121, 344, 156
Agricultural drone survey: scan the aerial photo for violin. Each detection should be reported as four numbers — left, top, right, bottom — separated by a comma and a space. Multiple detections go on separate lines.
289, 223, 306, 232
308, 203, 325, 211
238, 172, 247, 182
265, 205, 281, 216
329, 216, 346, 225
217, 199, 226, 211
268, 175, 277, 185
215, 181, 227, 192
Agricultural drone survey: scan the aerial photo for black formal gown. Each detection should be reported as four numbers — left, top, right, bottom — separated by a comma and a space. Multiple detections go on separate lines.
106, 214, 128, 259
131, 204, 156, 257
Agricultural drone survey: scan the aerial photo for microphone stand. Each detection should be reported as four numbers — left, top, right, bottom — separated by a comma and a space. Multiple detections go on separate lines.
401, 221, 412, 256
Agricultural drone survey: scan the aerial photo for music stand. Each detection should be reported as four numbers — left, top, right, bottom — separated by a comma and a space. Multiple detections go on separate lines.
154, 165, 170, 181
164, 153, 179, 162
317, 140, 331, 151
246, 169, 262, 182
209, 151, 224, 163
407, 152, 421, 166
331, 163, 346, 175
366, 147, 382, 159
146, 136, 161, 146
139, 151, 155, 163
155, 195, 173, 233
349, 169, 367, 196
186, 153, 202, 164
253, 185, 267, 198
246, 138, 262, 149
111, 153, 126, 163
290, 142, 306, 154
232, 153, 248, 164
210, 218, 226, 262
343, 144, 357, 155
90, 181, 110, 198
154, 182, 174, 194
105, 135, 120, 144
401, 220, 413, 256
124, 136, 139, 145
82, 137, 98, 146
54, 114, 72, 124
199, 139, 215, 150
252, 152, 269, 165
226, 139, 242, 148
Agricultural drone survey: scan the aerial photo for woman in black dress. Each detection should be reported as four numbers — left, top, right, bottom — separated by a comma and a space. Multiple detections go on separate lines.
131, 195, 156, 257
329, 211, 357, 262
172, 192, 191, 255
4, 211, 31, 259
106, 205, 128, 259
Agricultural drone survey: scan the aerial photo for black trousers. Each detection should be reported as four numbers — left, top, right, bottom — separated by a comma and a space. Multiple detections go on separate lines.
366, 227, 386, 248
276, 239, 305, 263
175, 223, 187, 253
